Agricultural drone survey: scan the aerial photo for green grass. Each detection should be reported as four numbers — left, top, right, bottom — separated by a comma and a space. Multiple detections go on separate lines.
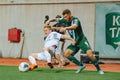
0, 65, 120, 80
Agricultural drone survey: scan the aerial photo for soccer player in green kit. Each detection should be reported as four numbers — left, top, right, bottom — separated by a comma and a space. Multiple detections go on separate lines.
45, 9, 104, 74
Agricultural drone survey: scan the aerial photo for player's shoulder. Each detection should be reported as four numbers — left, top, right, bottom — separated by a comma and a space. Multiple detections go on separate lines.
72, 16, 80, 22
58, 18, 66, 22
51, 31, 58, 34
72, 16, 79, 20
48, 32, 58, 37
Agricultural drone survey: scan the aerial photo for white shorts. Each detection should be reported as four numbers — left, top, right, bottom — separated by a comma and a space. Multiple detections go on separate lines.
37, 52, 47, 61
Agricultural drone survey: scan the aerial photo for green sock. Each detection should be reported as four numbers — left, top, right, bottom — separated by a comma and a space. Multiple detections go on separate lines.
67, 55, 83, 66
91, 59, 100, 71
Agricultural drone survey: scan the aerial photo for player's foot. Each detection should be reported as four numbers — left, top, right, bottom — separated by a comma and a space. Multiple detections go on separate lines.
63, 62, 70, 66
98, 70, 104, 74
29, 64, 38, 71
47, 63, 54, 68
75, 64, 86, 73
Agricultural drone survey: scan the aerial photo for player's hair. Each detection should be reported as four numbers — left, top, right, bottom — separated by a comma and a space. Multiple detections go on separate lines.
62, 9, 71, 15
44, 25, 51, 30
56, 15, 61, 18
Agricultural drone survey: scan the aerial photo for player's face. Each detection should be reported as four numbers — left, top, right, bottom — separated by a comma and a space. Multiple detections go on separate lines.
44, 28, 51, 36
63, 13, 72, 22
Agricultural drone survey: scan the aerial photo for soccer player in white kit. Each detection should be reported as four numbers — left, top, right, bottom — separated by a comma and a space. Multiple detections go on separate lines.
28, 25, 76, 70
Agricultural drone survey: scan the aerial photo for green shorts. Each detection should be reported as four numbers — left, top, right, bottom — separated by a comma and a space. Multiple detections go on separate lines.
67, 36, 91, 56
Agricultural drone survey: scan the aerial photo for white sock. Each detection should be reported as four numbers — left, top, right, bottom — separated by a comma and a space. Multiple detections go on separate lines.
28, 56, 37, 65
44, 51, 51, 63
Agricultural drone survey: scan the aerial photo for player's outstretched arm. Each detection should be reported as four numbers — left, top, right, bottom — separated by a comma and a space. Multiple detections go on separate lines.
61, 35, 76, 45
45, 18, 57, 25
45, 18, 64, 31
60, 24, 78, 32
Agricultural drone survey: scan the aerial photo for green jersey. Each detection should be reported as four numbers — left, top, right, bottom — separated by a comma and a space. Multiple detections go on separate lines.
58, 17, 84, 43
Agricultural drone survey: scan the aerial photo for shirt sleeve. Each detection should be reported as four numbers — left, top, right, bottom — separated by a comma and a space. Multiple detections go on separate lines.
72, 18, 79, 26
57, 18, 66, 23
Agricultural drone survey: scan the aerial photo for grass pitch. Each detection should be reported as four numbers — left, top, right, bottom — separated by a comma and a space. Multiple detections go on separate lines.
0, 65, 120, 80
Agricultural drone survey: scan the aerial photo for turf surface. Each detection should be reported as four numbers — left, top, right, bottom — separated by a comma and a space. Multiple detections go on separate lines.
0, 65, 120, 80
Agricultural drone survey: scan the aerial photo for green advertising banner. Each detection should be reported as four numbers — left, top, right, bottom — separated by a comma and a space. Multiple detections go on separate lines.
95, 4, 120, 58
106, 12, 120, 49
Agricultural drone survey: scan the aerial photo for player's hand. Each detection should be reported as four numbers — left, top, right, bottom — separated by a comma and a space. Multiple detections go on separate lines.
45, 20, 50, 25
72, 39, 76, 46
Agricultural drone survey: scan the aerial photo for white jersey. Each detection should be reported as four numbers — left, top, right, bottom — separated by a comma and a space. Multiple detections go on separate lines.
44, 32, 61, 52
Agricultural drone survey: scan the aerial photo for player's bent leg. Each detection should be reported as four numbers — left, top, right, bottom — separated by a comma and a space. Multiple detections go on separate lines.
55, 54, 64, 68
62, 53, 70, 66
87, 50, 104, 74
43, 51, 54, 68
28, 54, 38, 71
63, 49, 72, 57
28, 55, 37, 65
67, 55, 85, 73
64, 49, 85, 73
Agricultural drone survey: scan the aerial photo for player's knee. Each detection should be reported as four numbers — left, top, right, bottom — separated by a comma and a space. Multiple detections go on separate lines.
64, 50, 73, 57
86, 50, 94, 59
63, 52, 72, 57
63, 53, 68, 57
88, 54, 94, 59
